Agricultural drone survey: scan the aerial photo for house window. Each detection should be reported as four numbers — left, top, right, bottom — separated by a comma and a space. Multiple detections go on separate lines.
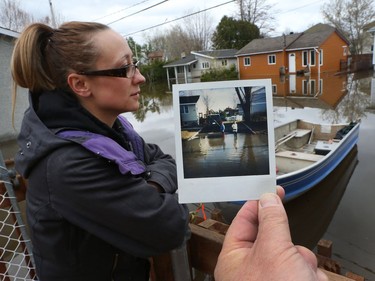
319, 49, 323, 65
180, 105, 189, 114
309, 51, 315, 66
272, 85, 277, 95
302, 80, 309, 95
268, 54, 276, 65
310, 80, 316, 95
244, 57, 251, 66
302, 51, 308, 66
302, 80, 317, 95
201, 61, 210, 69
342, 46, 348, 56
318, 79, 323, 96
222, 59, 228, 66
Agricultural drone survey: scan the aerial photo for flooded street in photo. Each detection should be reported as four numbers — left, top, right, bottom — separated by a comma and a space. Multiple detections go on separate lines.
182, 132, 270, 178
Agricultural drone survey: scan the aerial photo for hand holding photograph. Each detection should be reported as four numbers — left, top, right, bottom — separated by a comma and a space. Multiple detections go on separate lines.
173, 79, 276, 203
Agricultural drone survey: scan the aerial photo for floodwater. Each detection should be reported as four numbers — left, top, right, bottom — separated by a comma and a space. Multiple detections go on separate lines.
1, 71, 374, 279
124, 70, 375, 280
182, 133, 270, 178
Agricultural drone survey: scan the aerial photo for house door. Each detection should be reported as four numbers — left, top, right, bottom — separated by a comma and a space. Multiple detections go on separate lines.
288, 53, 296, 73
289, 74, 296, 94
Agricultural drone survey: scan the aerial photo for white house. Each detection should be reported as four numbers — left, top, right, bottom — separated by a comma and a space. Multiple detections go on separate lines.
163, 49, 238, 89
367, 26, 375, 70
0, 26, 29, 158
179, 95, 200, 127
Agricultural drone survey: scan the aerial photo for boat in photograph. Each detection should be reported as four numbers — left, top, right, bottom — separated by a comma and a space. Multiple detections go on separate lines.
275, 119, 360, 202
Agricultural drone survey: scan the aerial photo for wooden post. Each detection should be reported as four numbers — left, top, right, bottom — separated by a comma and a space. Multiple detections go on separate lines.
317, 239, 333, 258
151, 253, 174, 281
210, 209, 225, 223
188, 223, 225, 275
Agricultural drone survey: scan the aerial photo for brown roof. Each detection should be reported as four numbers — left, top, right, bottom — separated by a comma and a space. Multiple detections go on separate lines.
287, 23, 348, 50
236, 23, 349, 56
236, 33, 301, 55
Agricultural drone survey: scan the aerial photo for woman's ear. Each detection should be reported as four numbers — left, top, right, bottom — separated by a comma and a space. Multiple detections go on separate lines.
67, 73, 91, 97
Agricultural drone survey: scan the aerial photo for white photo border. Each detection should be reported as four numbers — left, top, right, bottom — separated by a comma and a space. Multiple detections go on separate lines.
173, 79, 276, 203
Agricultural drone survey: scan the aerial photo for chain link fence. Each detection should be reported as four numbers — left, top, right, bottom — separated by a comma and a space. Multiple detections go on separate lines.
0, 151, 37, 280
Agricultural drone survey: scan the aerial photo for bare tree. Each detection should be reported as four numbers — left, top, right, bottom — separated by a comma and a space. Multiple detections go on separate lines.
322, 0, 375, 54
0, 0, 63, 31
201, 94, 212, 117
235, 0, 277, 36
182, 9, 214, 51
0, 0, 33, 31
144, 9, 214, 61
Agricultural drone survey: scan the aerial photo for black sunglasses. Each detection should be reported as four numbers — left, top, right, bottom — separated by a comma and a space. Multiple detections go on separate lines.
78, 60, 139, 78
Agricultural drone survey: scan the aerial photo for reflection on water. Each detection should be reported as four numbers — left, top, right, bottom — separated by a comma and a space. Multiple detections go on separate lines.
182, 133, 269, 178
285, 145, 358, 250
213, 144, 358, 249
126, 71, 374, 279
272, 71, 372, 124
130, 71, 373, 128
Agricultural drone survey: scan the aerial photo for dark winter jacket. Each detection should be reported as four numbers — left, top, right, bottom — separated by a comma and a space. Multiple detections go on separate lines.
15, 90, 189, 281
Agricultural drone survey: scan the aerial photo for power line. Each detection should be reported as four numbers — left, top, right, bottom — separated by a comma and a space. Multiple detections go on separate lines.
93, 0, 153, 21
123, 0, 236, 37
278, 0, 324, 15
106, 0, 169, 25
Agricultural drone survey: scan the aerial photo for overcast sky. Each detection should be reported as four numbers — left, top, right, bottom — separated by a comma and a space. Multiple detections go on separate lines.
17, 0, 327, 44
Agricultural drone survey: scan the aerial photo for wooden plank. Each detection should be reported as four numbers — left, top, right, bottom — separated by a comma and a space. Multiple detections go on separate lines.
276, 150, 324, 162
188, 223, 224, 275
293, 129, 312, 137
317, 239, 333, 258
317, 254, 341, 274
345, 272, 365, 281
198, 219, 229, 235
188, 223, 353, 281
322, 269, 355, 281
151, 252, 174, 281
210, 209, 226, 223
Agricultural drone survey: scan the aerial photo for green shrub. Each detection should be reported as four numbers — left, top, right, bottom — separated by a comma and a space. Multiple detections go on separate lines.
200, 65, 238, 82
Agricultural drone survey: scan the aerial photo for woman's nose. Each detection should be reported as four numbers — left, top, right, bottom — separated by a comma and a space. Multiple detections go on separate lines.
133, 68, 146, 84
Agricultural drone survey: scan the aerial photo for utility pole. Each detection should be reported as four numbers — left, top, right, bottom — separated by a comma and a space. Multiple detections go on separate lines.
48, 0, 57, 27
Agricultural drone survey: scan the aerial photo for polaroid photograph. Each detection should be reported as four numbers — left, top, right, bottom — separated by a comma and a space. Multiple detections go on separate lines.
173, 79, 276, 203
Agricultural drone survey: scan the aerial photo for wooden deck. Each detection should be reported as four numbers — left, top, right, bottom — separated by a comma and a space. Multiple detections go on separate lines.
164, 218, 363, 281
0, 157, 364, 281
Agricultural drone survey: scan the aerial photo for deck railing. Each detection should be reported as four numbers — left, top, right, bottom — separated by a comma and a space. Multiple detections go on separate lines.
0, 150, 363, 281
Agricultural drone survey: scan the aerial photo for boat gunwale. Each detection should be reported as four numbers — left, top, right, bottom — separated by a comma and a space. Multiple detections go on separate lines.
275, 119, 360, 180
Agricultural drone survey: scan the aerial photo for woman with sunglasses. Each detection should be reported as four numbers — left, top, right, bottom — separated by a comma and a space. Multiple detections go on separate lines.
11, 21, 189, 281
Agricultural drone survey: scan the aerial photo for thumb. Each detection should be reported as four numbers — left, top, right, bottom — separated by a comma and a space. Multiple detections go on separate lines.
257, 193, 292, 244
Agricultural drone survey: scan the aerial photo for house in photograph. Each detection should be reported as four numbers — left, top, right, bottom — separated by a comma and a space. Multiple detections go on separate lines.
0, 27, 29, 155
366, 22, 375, 70
237, 23, 350, 78
179, 95, 200, 127
163, 49, 238, 89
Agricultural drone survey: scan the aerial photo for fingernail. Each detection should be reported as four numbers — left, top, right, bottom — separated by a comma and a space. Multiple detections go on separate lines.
259, 193, 280, 208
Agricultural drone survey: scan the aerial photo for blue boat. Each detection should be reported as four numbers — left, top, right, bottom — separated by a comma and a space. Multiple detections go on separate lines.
274, 119, 360, 202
